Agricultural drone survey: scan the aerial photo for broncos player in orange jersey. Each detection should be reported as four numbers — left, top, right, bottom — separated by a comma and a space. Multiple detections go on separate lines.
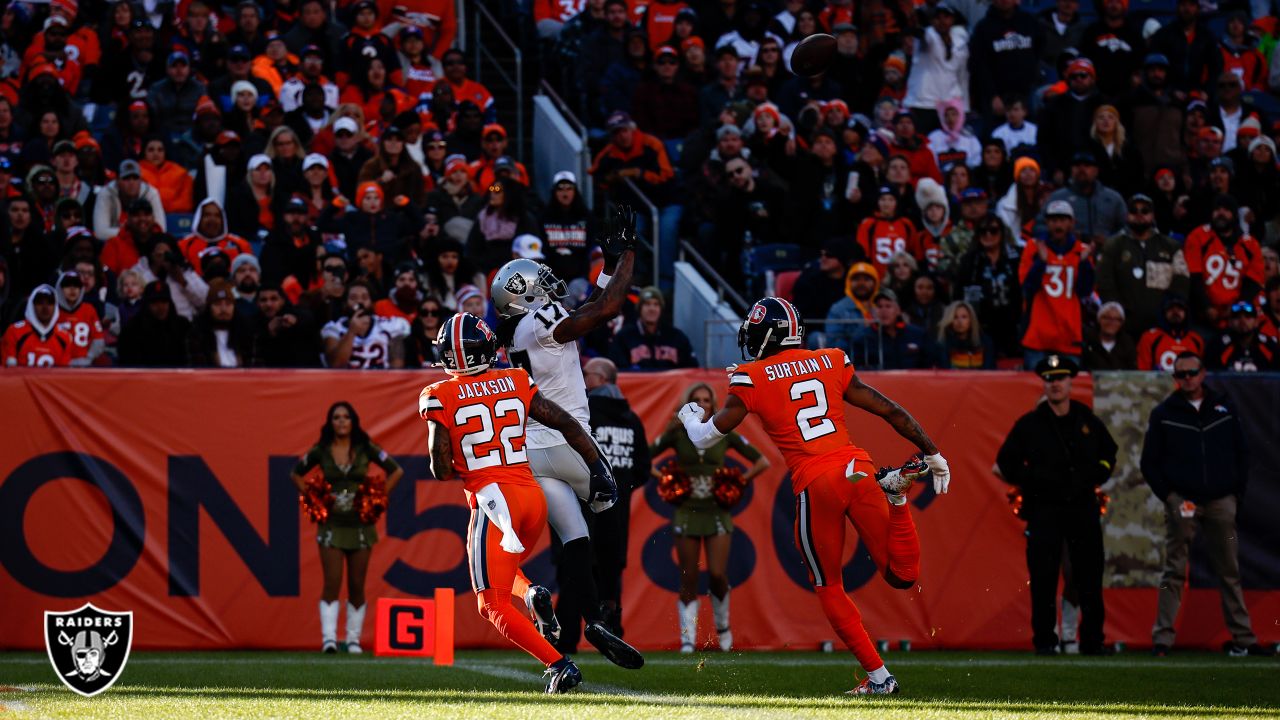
419, 311, 625, 693
677, 297, 951, 695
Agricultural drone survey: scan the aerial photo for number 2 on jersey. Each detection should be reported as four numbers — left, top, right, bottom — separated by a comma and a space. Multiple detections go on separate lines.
454, 398, 529, 470
790, 378, 836, 441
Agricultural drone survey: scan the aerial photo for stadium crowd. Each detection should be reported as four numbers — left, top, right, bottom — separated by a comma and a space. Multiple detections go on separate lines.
1, 0, 1279, 371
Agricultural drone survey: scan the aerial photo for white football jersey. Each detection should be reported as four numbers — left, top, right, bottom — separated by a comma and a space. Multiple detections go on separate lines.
321, 315, 410, 368
508, 300, 590, 449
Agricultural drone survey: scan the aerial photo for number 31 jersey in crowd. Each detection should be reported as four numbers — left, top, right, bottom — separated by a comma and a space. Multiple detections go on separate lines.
727, 347, 870, 494
419, 367, 543, 494
504, 301, 591, 449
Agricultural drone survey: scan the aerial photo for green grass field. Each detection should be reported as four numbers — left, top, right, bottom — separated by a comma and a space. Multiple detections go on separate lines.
1, 650, 1277, 719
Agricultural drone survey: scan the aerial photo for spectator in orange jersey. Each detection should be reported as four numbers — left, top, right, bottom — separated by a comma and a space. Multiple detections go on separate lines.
1218, 12, 1267, 92
53, 269, 105, 366
1209, 300, 1278, 371
469, 124, 529, 193
1, 285, 72, 367
101, 202, 160, 276
912, 178, 950, 271
438, 48, 495, 122
856, 186, 918, 281
140, 139, 195, 214
1019, 200, 1094, 368
1183, 194, 1265, 328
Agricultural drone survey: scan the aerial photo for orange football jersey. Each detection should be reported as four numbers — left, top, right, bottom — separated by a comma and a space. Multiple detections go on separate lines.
56, 303, 104, 361
1019, 237, 1088, 354
419, 367, 543, 494
1, 322, 73, 367
1136, 328, 1205, 371
727, 347, 870, 494
1183, 226, 1265, 313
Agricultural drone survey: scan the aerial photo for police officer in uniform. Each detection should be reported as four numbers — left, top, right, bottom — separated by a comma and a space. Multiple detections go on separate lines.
996, 355, 1118, 655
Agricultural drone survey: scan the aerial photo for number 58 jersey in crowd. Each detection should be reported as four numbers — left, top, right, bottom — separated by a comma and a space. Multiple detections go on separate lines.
418, 367, 544, 494
727, 347, 871, 494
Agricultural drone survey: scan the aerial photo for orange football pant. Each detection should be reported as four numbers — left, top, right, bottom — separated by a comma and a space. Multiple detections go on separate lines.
466, 482, 562, 667
793, 458, 921, 672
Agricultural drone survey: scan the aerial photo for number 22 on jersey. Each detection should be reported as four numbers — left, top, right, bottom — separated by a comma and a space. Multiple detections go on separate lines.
454, 399, 529, 471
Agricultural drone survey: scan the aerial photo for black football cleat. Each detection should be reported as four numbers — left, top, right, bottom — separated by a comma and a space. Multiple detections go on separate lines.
544, 658, 582, 694
525, 585, 561, 645
585, 622, 645, 669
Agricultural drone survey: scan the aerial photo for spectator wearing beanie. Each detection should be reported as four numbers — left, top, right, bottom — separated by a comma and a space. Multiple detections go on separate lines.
1183, 193, 1265, 327
467, 124, 530, 193
424, 154, 483, 229
607, 286, 698, 370
887, 110, 943, 185
230, 253, 263, 316
1136, 294, 1203, 371
1038, 57, 1102, 182
1122, 54, 1185, 178
149, 50, 209, 141
538, 171, 595, 284
1083, 301, 1138, 370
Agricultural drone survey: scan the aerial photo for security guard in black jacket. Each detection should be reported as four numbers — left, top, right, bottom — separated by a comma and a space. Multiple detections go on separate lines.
997, 355, 1118, 655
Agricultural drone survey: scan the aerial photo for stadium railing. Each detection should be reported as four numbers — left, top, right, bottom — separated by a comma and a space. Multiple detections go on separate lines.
533, 80, 593, 209
678, 240, 750, 368
621, 177, 661, 290
470, 2, 525, 161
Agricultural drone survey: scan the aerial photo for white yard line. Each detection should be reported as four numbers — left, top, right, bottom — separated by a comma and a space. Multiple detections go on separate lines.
453, 659, 650, 698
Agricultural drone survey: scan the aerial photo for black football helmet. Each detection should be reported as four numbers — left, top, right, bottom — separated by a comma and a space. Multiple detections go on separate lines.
738, 297, 804, 360
435, 312, 498, 375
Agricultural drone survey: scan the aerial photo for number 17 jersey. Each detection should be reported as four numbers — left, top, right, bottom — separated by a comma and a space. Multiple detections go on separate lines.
727, 347, 870, 494
506, 301, 591, 450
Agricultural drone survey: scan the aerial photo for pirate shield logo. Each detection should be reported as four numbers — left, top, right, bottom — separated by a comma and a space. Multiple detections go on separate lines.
45, 604, 133, 697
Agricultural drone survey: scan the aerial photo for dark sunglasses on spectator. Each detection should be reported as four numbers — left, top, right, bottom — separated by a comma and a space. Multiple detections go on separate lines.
1172, 368, 1201, 379
979, 225, 1002, 234
1130, 205, 1153, 215
323, 264, 346, 274
419, 307, 442, 316
1231, 301, 1256, 315
335, 130, 354, 138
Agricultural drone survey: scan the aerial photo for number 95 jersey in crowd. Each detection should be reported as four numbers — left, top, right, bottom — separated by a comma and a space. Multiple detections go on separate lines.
418, 367, 544, 494
504, 300, 592, 450
728, 347, 871, 494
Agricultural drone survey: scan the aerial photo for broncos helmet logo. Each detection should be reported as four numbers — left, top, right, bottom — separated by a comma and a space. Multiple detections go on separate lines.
748, 304, 768, 324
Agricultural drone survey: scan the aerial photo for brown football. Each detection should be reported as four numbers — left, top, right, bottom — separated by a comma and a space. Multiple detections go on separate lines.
788, 33, 837, 77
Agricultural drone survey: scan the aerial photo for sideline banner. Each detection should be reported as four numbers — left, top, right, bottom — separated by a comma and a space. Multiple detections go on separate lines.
1, 369, 1275, 651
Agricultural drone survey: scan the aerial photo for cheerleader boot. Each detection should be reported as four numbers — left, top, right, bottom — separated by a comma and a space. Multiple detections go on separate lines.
712, 591, 732, 651
346, 602, 366, 654
678, 599, 699, 653
319, 600, 339, 653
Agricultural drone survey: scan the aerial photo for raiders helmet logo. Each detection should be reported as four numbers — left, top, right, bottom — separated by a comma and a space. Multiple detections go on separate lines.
45, 603, 133, 697
504, 274, 528, 295
748, 304, 768, 324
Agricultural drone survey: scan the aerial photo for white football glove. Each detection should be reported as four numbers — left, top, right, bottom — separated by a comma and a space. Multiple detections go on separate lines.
678, 401, 705, 430
924, 453, 950, 494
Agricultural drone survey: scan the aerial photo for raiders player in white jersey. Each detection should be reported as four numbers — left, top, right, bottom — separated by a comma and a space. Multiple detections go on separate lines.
321, 280, 410, 368
490, 206, 643, 670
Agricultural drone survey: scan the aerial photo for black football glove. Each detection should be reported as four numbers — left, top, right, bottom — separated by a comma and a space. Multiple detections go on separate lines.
599, 204, 637, 271
587, 456, 618, 513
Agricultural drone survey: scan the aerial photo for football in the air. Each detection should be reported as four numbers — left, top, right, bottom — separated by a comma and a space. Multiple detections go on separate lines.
788, 33, 837, 77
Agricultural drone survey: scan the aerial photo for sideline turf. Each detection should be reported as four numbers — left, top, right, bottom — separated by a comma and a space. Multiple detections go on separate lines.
1, 650, 1276, 719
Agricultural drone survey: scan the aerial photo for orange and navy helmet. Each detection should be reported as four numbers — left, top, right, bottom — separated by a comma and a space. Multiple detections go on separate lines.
435, 312, 497, 375
739, 297, 803, 360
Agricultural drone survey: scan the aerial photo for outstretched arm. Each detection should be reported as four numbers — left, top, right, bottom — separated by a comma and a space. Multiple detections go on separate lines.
529, 392, 600, 463
551, 204, 638, 344
428, 420, 454, 481
680, 394, 749, 450
843, 374, 938, 455
844, 373, 952, 493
